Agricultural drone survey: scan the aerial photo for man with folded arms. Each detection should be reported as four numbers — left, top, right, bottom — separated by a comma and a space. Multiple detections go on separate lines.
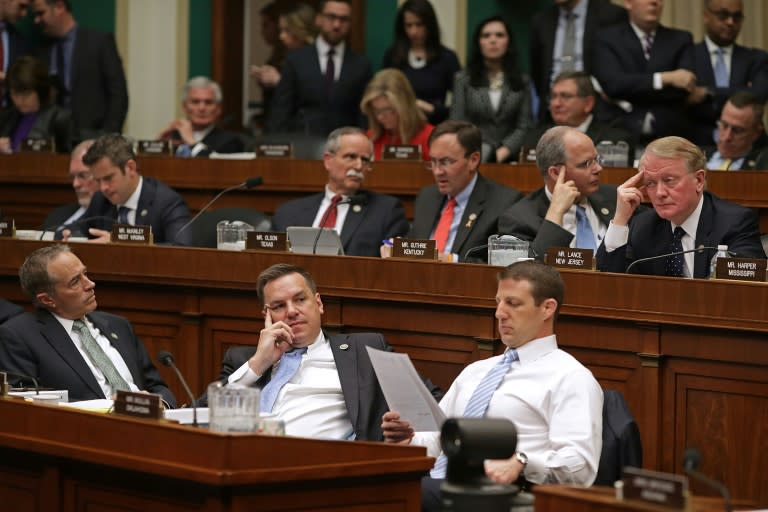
597, 135, 765, 277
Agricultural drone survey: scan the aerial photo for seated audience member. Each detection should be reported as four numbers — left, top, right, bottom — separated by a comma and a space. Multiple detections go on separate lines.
688, 0, 768, 146
63, 134, 192, 245
0, 298, 24, 325
382, 260, 603, 512
500, 126, 616, 257
450, 16, 531, 163
522, 71, 634, 160
382, 0, 460, 125
386, 120, 522, 262
706, 92, 766, 170
271, 127, 410, 257
597, 136, 766, 277
0, 245, 176, 405
157, 76, 245, 157
43, 139, 97, 231
211, 263, 442, 440
0, 55, 71, 153
360, 68, 433, 160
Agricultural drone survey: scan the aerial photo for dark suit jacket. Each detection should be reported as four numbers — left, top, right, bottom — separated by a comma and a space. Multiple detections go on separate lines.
596, 191, 766, 277
498, 185, 617, 258
594, 390, 643, 486
0, 103, 72, 153
267, 43, 372, 135
595, 22, 694, 140
522, 119, 635, 160
38, 26, 128, 139
689, 41, 768, 146
77, 176, 192, 245
170, 126, 245, 157
271, 189, 410, 257
1, 23, 30, 106
0, 309, 175, 405
43, 202, 81, 231
214, 332, 442, 441
0, 298, 24, 325
529, 0, 627, 99
409, 173, 523, 262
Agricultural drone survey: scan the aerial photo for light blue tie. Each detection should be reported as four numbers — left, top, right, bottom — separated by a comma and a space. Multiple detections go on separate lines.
259, 347, 308, 413
714, 47, 728, 88
176, 144, 192, 157
575, 205, 597, 251
431, 349, 518, 478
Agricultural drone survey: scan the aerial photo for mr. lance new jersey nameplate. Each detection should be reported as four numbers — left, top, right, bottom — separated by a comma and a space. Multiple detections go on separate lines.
545, 247, 595, 270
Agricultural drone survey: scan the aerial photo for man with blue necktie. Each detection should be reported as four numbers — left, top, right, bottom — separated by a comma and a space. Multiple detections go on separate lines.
382, 260, 603, 511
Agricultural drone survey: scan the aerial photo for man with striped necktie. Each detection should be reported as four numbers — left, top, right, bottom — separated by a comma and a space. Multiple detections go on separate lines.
382, 260, 603, 511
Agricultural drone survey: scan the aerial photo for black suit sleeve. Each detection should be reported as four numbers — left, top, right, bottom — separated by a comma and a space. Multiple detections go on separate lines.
97, 33, 129, 133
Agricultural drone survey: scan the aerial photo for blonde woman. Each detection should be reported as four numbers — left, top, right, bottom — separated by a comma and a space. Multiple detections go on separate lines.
360, 68, 433, 161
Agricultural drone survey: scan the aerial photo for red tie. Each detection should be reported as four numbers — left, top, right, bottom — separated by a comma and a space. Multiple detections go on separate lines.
433, 197, 457, 253
320, 194, 343, 228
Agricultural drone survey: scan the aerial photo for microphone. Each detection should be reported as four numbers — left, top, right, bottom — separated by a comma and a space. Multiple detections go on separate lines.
176, 176, 263, 234
683, 447, 732, 512
625, 245, 732, 274
0, 370, 40, 395
156, 350, 198, 426
311, 193, 366, 255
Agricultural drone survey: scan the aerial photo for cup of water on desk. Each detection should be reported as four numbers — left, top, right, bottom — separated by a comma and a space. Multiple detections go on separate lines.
207, 382, 260, 433
216, 220, 254, 251
487, 235, 530, 266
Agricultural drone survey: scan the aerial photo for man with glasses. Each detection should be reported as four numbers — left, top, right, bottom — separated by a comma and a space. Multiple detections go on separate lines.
402, 120, 522, 262
267, 0, 371, 136
688, 0, 768, 147
500, 126, 618, 258
271, 126, 409, 257
42, 139, 98, 232
706, 92, 766, 170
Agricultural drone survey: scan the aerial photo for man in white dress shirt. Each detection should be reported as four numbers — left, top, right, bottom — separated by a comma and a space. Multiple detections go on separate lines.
382, 260, 603, 510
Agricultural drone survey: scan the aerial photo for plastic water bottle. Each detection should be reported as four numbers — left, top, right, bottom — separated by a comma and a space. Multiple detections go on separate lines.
614, 141, 630, 167
709, 244, 728, 279
596, 141, 615, 167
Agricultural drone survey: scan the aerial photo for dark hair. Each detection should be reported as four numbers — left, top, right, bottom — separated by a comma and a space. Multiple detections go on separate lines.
319, 0, 351, 11
497, 260, 564, 320
390, 0, 442, 67
552, 70, 595, 98
467, 15, 523, 91
428, 120, 482, 156
82, 134, 137, 174
6, 55, 52, 105
19, 244, 71, 304
727, 91, 764, 126
257, 263, 317, 304
44, 0, 72, 11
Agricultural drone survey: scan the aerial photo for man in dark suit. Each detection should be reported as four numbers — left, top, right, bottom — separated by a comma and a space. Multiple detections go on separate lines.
32, 0, 128, 139
0, 0, 31, 106
594, 0, 696, 142
706, 92, 766, 170
0, 245, 175, 405
271, 127, 409, 257
267, 0, 371, 136
688, 0, 768, 146
398, 120, 522, 263
213, 263, 441, 441
0, 297, 23, 325
43, 139, 97, 231
529, 0, 626, 113
63, 134, 192, 245
157, 76, 245, 157
501, 126, 617, 258
597, 136, 765, 277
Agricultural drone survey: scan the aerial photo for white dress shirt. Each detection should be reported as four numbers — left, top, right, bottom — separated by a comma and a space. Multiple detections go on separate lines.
316, 37, 344, 81
412, 335, 603, 485
312, 186, 352, 234
118, 177, 143, 225
544, 187, 606, 248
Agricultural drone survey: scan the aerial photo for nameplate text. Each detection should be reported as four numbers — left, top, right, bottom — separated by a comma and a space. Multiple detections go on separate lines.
256, 143, 292, 158
546, 247, 594, 270
111, 224, 153, 244
715, 257, 767, 282
247, 231, 287, 251
392, 238, 437, 260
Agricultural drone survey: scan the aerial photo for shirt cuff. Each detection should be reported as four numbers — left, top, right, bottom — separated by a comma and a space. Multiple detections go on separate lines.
603, 221, 629, 252
228, 361, 261, 386
653, 72, 663, 90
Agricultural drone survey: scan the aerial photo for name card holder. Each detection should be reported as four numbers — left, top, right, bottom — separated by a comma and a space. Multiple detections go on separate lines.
114, 390, 162, 420
0, 219, 15, 237
619, 467, 688, 510
391, 238, 437, 260
21, 138, 55, 153
256, 143, 292, 159
247, 231, 288, 252
382, 144, 421, 160
714, 257, 767, 282
545, 247, 595, 270
518, 146, 536, 164
136, 140, 172, 156
111, 224, 153, 244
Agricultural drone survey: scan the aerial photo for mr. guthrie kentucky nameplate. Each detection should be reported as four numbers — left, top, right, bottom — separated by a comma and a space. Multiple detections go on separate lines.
392, 238, 437, 260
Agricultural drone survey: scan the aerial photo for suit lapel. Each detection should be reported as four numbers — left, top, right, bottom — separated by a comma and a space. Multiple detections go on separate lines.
651, 220, 674, 276
302, 193, 325, 226
136, 178, 155, 227
730, 46, 747, 86
693, 194, 715, 278
339, 192, 367, 247
329, 333, 359, 426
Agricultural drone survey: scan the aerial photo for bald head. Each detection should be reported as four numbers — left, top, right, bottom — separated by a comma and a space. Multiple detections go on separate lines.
69, 139, 98, 208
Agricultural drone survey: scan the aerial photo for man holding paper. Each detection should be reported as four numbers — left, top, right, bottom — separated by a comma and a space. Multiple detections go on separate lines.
382, 260, 602, 509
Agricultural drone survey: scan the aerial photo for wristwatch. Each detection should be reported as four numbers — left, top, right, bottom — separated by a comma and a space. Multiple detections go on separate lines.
515, 451, 528, 469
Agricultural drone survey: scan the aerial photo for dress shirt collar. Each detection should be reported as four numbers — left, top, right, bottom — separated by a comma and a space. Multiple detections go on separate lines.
629, 20, 655, 44
324, 185, 349, 202
316, 36, 345, 60
514, 334, 558, 365
559, 0, 588, 20
672, 193, 704, 240
305, 330, 327, 356
192, 124, 214, 143
451, 172, 478, 208
704, 36, 733, 56
576, 114, 594, 133
120, 176, 143, 213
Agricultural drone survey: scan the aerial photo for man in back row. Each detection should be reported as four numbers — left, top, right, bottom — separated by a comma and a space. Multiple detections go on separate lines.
43, 139, 97, 231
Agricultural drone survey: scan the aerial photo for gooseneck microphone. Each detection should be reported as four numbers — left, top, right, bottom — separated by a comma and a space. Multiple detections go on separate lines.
625, 246, 734, 274
683, 447, 732, 512
156, 350, 198, 427
176, 176, 263, 234
0, 370, 40, 395
310, 193, 366, 255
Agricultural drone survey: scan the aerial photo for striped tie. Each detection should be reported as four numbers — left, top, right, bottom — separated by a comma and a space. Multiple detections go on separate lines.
72, 319, 130, 394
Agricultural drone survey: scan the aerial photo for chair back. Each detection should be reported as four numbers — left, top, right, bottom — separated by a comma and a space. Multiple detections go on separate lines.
594, 389, 643, 486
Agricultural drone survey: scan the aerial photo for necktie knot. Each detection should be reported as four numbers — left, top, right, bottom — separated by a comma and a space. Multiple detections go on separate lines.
673, 226, 686, 241
117, 206, 130, 224
260, 346, 308, 413
330, 194, 342, 206
502, 348, 519, 365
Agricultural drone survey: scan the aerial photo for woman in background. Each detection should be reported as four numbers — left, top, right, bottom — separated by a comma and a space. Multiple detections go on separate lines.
450, 16, 531, 163
360, 68, 433, 161
0, 55, 71, 154
382, 0, 460, 125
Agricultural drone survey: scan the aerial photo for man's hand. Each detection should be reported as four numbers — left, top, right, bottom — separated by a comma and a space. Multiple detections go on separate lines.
251, 64, 281, 87
381, 411, 414, 444
613, 170, 645, 226
157, 119, 195, 145
380, 239, 393, 258
495, 146, 512, 164
545, 166, 579, 225
247, 309, 296, 377
687, 86, 709, 105
87, 228, 111, 243
484, 456, 524, 485
0, 137, 11, 154
662, 69, 696, 92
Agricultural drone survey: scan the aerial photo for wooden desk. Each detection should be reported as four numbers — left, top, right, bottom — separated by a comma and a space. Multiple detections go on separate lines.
534, 486, 740, 512
2, 153, 767, 232
0, 397, 431, 511
0, 240, 766, 505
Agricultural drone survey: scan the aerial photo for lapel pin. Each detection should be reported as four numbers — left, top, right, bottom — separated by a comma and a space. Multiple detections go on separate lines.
140, 209, 148, 217
352, 204, 362, 213
339, 343, 349, 351
465, 213, 477, 228
601, 208, 610, 216
110, 333, 118, 339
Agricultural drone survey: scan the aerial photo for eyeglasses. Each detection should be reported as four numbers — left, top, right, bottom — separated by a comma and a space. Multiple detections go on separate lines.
333, 151, 373, 169
717, 119, 750, 137
321, 12, 351, 24
707, 8, 744, 22
425, 156, 466, 171
69, 171, 94, 181
556, 155, 605, 169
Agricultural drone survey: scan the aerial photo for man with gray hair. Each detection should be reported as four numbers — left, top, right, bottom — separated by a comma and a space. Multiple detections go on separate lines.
499, 126, 616, 257
271, 126, 409, 256
157, 76, 245, 157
